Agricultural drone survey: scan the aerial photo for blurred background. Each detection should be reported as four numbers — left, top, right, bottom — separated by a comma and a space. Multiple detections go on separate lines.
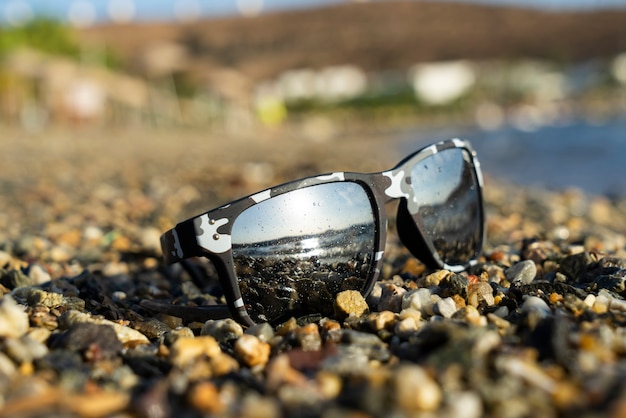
1, 0, 625, 197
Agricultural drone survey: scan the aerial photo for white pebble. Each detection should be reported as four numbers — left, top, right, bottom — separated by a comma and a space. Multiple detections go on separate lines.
28, 264, 51, 285
402, 288, 439, 315
435, 297, 458, 318
583, 294, 596, 308
445, 391, 483, 418
0, 295, 29, 338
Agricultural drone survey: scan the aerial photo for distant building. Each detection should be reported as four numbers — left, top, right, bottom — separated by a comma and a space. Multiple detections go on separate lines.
409, 61, 476, 105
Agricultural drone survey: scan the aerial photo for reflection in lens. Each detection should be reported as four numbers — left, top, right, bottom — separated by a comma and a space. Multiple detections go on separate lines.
232, 182, 376, 324
409, 148, 481, 266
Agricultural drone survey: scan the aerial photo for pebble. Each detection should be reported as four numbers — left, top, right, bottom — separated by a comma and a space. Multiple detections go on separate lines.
3, 133, 626, 417
440, 273, 469, 298
377, 283, 406, 312
187, 381, 225, 415
266, 354, 308, 391
246, 322, 275, 343
27, 264, 52, 285
402, 288, 439, 315
334, 289, 369, 321
521, 296, 552, 318
395, 365, 443, 412
395, 316, 420, 338
25, 288, 65, 308
170, 336, 221, 369
294, 323, 322, 351
134, 318, 171, 340
435, 297, 458, 318
444, 391, 484, 418
51, 322, 124, 360
506, 260, 538, 285
0, 269, 31, 289
592, 293, 610, 314
59, 310, 150, 345
368, 310, 396, 332
163, 326, 195, 346
467, 282, 495, 307
419, 269, 452, 287
0, 352, 16, 376
234, 334, 271, 368
201, 318, 244, 342
0, 295, 29, 338
3, 335, 48, 363
453, 306, 486, 326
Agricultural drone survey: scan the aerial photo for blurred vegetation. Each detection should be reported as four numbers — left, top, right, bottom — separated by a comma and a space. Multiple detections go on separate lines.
0, 18, 120, 68
285, 87, 475, 118
0, 19, 80, 58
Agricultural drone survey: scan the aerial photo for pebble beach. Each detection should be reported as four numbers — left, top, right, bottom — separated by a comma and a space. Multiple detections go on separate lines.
2, 126, 626, 417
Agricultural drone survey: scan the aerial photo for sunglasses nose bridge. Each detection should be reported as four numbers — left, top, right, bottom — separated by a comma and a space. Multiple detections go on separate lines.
379, 168, 413, 203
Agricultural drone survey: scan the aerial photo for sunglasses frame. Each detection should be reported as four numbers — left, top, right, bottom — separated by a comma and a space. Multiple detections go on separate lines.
158, 138, 484, 326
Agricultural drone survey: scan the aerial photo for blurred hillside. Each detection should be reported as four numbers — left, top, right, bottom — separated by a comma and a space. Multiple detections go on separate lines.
80, 2, 626, 81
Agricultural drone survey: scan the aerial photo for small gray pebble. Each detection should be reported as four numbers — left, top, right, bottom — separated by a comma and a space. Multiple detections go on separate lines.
521, 296, 551, 318
506, 260, 537, 285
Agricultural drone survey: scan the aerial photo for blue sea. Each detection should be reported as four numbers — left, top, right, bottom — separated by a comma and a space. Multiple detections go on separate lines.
399, 117, 626, 197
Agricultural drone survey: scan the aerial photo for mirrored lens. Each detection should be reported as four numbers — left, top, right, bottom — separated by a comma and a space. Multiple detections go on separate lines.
409, 148, 482, 266
231, 182, 376, 324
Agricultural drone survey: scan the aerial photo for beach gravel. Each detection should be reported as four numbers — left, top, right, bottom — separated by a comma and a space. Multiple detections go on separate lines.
1, 127, 626, 417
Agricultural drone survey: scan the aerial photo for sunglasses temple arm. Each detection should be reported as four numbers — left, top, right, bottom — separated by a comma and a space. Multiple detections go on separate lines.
140, 299, 232, 322
161, 219, 202, 264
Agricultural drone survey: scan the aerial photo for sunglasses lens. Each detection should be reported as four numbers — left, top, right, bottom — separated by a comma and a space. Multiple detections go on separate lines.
409, 148, 482, 266
231, 182, 376, 324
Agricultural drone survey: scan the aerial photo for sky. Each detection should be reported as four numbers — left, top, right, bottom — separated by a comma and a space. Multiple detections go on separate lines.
1, 0, 626, 26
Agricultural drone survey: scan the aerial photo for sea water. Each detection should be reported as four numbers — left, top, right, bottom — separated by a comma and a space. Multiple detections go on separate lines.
400, 117, 626, 197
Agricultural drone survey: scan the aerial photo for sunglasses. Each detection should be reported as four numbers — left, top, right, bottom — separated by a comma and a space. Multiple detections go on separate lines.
149, 139, 484, 326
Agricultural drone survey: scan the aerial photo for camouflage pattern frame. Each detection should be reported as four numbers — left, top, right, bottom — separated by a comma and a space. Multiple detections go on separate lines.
158, 138, 484, 326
